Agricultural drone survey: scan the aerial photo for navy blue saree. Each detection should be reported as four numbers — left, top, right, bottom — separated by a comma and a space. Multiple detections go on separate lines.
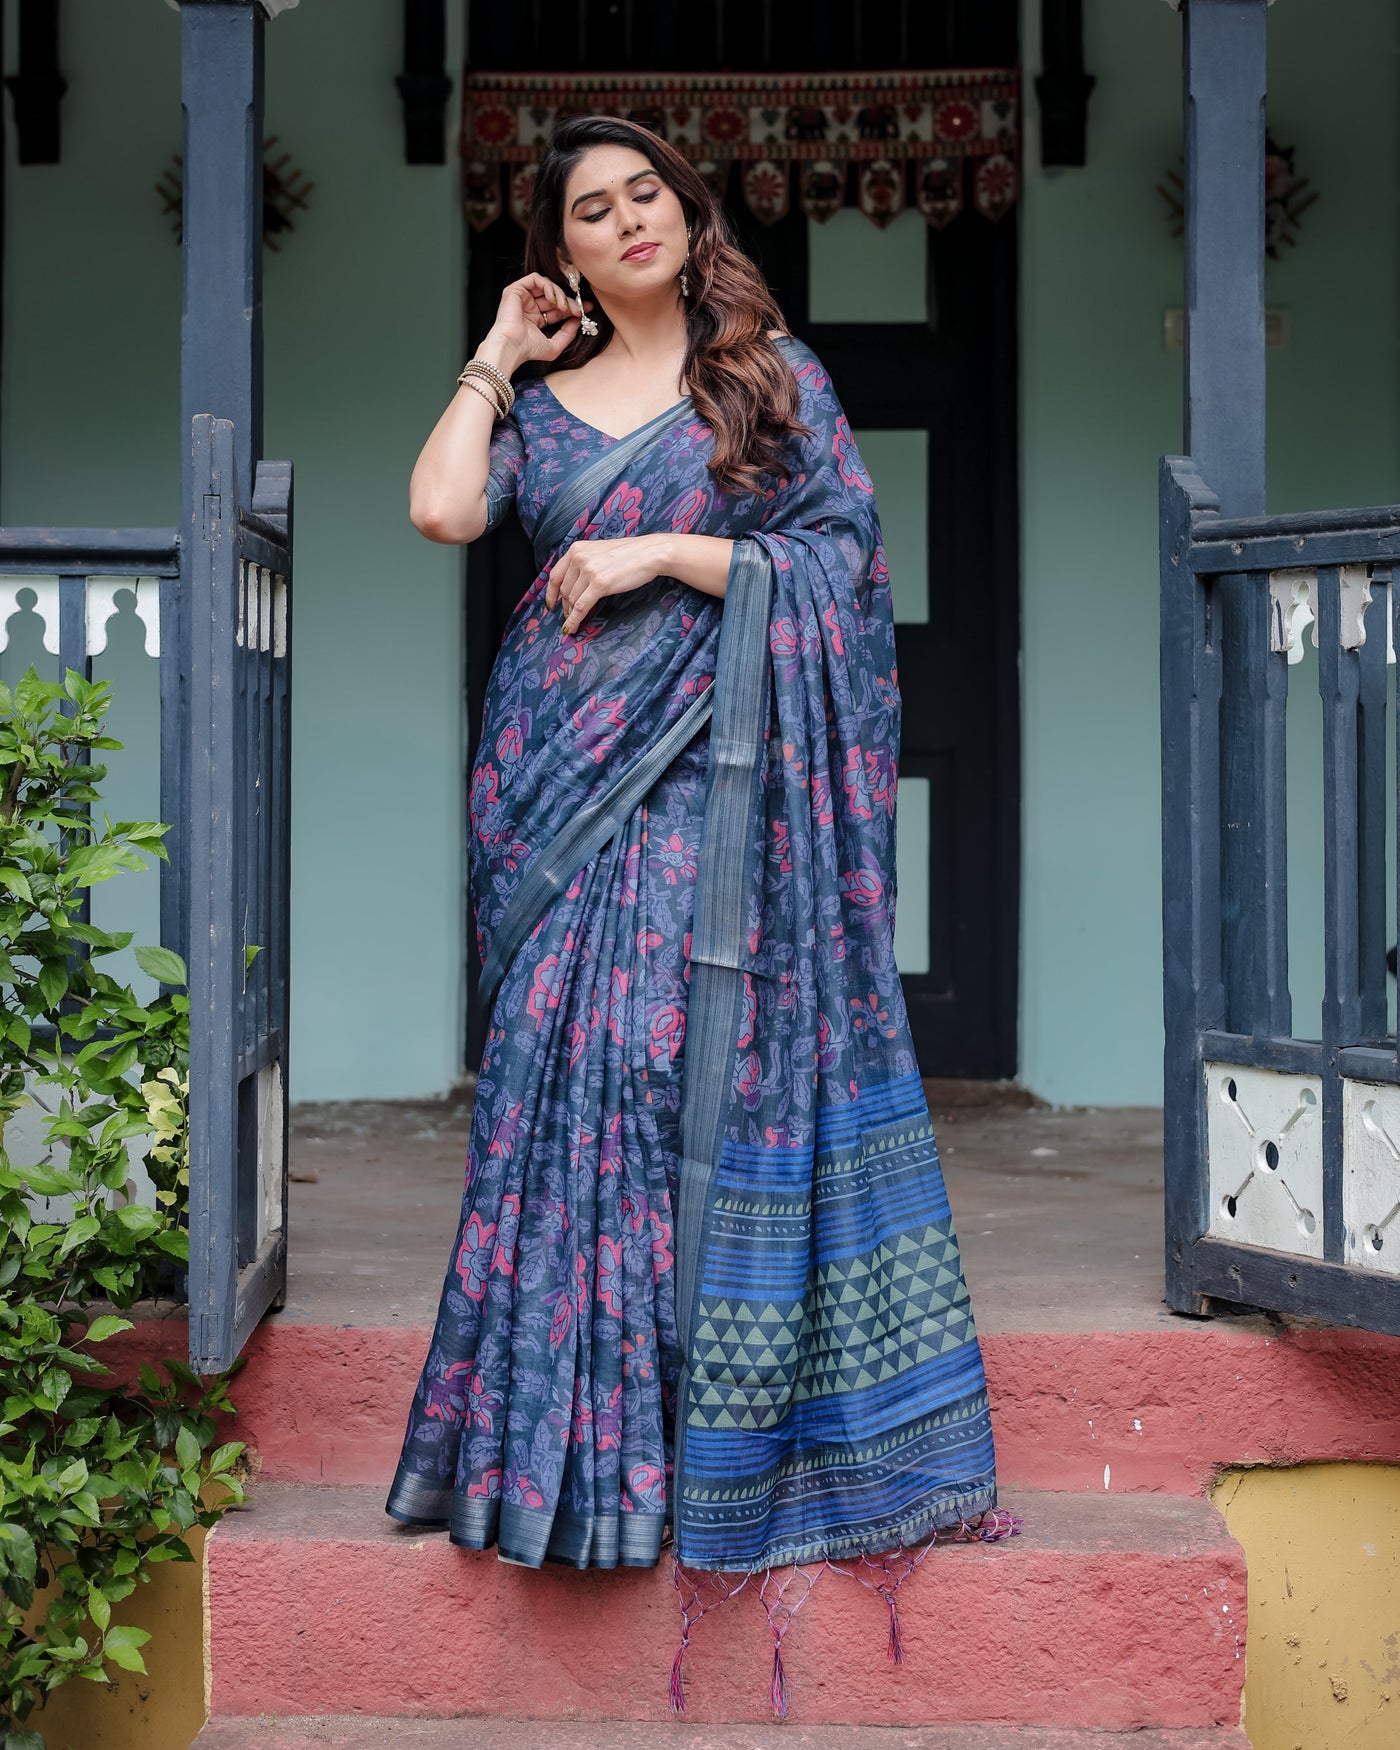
386, 337, 1010, 1601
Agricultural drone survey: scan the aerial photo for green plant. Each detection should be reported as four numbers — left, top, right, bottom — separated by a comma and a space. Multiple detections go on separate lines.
0, 667, 245, 1748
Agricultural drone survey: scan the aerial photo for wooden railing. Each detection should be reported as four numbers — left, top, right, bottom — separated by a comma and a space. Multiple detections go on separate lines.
1160, 456, 1400, 1332
0, 415, 295, 1371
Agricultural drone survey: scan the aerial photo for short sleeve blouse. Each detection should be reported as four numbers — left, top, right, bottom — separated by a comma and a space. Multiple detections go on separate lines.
484, 412, 526, 534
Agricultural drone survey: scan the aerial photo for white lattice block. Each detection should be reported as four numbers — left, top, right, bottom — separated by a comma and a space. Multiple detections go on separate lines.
255, 1059, 285, 1249
1205, 1062, 1323, 1257
1343, 1079, 1400, 1274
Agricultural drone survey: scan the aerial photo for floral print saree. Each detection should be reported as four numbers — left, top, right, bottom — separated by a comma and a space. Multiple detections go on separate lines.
386, 335, 1004, 1590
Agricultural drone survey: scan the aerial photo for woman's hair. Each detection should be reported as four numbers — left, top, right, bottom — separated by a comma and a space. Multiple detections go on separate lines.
523, 114, 810, 497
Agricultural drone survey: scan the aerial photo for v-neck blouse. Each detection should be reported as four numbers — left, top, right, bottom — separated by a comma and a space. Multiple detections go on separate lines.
483, 337, 801, 546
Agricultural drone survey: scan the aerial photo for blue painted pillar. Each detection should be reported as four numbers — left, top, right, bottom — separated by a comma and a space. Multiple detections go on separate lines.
163, 0, 265, 969
1183, 0, 1284, 1045
179, 0, 265, 494
1182, 0, 1267, 518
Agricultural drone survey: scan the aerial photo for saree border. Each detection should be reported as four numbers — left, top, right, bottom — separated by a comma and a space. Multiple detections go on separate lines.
672, 536, 775, 1507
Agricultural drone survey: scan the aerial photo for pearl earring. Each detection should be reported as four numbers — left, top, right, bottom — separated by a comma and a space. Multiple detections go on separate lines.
679, 227, 691, 300
566, 267, 599, 337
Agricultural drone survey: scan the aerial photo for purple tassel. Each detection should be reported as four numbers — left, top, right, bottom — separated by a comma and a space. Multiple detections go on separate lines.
669, 1644, 687, 1714
770, 1643, 789, 1720
886, 1594, 904, 1665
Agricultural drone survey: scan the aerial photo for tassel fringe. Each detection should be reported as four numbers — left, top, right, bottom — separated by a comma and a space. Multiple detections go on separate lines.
669, 1507, 1022, 1717
769, 1643, 789, 1719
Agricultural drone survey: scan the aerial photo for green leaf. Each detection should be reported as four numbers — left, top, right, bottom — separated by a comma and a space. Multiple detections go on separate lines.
101, 1623, 151, 1673
55, 1214, 99, 1260
133, 944, 187, 987
36, 959, 69, 1007
0, 867, 34, 905
82, 1316, 133, 1344
87, 1585, 111, 1631
174, 1426, 201, 1471
114, 1204, 160, 1240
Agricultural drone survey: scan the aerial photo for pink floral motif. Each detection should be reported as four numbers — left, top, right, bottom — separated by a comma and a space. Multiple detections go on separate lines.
737, 971, 757, 1050
841, 859, 885, 909
649, 1002, 685, 1063
648, 1208, 674, 1281
491, 1192, 521, 1278
771, 819, 793, 874
651, 831, 698, 887
596, 1235, 624, 1317
503, 1468, 545, 1510
822, 599, 846, 655
495, 714, 528, 763
832, 415, 874, 492
865, 745, 898, 815
601, 480, 644, 535
527, 953, 565, 1026
843, 746, 875, 820
455, 1211, 497, 1301
572, 692, 629, 764
670, 485, 709, 532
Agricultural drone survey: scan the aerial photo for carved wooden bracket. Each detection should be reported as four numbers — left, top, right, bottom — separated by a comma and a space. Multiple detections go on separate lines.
5, 0, 67, 166
1035, 0, 1095, 168
396, 0, 453, 165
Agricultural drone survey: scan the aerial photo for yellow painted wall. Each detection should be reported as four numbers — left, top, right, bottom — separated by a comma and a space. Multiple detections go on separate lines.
18, 1531, 206, 1750
1213, 1464, 1400, 1750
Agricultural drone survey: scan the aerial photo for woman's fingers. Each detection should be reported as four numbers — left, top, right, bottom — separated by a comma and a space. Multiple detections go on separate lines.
540, 315, 580, 359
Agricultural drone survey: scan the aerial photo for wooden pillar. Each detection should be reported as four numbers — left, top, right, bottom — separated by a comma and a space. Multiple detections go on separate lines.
179, 0, 265, 500
1182, 0, 1267, 518
164, 0, 266, 969
1183, 0, 1282, 1044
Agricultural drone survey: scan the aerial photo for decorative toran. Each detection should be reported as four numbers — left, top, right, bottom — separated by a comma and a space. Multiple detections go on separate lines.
460, 69, 1021, 232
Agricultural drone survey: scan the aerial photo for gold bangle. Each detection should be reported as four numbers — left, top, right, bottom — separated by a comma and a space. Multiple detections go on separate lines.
465, 356, 513, 404
457, 358, 514, 413
460, 374, 506, 420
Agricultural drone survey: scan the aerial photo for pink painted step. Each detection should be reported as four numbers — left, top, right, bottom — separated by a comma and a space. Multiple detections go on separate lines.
205, 1484, 1245, 1730
196, 1720, 1253, 1750
104, 1316, 1400, 1495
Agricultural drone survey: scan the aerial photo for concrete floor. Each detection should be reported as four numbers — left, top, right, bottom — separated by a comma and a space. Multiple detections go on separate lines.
281, 1083, 1178, 1335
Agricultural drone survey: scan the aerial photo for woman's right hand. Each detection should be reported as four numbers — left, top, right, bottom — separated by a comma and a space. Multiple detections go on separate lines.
478, 273, 591, 375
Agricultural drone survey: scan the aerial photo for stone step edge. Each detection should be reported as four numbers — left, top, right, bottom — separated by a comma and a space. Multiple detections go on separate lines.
102, 1318, 1400, 1495
204, 1484, 1245, 1731
195, 1717, 1253, 1750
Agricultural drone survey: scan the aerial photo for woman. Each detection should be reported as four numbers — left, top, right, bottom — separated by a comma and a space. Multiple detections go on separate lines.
385, 113, 1017, 1706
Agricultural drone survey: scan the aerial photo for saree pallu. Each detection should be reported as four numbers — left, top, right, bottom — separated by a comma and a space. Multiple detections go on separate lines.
386, 335, 1002, 1580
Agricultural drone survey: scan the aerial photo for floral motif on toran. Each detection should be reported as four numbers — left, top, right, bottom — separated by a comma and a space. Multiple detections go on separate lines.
460, 68, 1021, 233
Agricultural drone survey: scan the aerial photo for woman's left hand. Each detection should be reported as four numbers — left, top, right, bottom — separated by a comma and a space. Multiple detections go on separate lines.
545, 534, 669, 636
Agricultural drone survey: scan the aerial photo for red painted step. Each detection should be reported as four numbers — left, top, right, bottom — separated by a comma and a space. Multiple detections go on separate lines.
104, 1315, 1400, 1495
196, 1720, 1253, 1749
205, 1484, 1245, 1730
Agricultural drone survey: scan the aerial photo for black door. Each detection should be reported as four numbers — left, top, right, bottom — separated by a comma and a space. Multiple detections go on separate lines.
463, 0, 1020, 1080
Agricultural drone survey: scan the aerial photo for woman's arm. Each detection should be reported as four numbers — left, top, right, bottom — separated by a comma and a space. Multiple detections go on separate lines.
409, 273, 585, 545
647, 533, 733, 600
545, 532, 734, 634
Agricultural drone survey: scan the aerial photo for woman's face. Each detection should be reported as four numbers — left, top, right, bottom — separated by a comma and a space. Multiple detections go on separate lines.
558, 144, 688, 309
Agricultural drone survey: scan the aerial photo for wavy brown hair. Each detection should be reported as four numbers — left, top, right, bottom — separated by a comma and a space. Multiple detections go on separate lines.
523, 114, 810, 497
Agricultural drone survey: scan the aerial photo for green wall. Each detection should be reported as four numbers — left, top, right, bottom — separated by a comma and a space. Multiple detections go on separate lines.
1, 0, 469, 1101
1018, 0, 1400, 1104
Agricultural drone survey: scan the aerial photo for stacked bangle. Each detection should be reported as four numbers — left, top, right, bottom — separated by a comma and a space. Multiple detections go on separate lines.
457, 356, 515, 419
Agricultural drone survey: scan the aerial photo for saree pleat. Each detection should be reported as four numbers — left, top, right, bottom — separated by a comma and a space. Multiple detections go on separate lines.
387, 337, 1002, 1580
